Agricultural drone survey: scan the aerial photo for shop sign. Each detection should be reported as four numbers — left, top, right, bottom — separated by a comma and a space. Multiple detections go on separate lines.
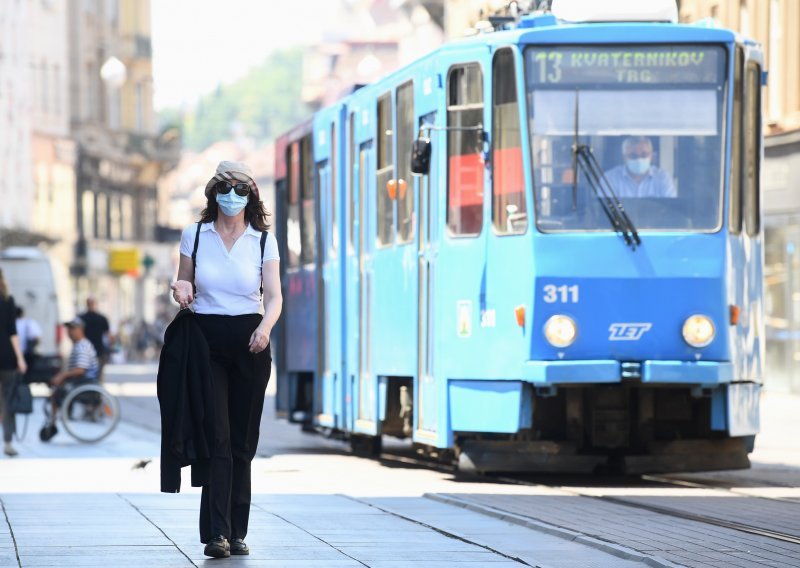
108, 248, 140, 274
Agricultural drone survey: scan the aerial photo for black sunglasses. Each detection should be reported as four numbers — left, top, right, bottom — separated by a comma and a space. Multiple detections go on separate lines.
215, 181, 251, 197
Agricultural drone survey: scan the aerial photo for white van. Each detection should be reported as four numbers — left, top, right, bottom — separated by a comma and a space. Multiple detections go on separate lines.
0, 247, 74, 359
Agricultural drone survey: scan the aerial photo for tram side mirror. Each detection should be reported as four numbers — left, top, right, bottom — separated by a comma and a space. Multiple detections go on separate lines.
411, 138, 431, 176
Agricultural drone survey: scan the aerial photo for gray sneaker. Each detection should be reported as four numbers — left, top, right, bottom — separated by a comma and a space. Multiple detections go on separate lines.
3, 443, 18, 457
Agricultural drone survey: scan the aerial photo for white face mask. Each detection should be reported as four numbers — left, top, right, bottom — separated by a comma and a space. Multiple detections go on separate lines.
625, 157, 651, 176
216, 192, 248, 216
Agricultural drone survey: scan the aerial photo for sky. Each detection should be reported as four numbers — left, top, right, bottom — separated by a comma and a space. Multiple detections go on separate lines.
150, 0, 340, 111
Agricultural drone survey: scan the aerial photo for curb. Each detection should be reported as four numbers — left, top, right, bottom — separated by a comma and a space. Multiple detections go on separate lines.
425, 493, 687, 568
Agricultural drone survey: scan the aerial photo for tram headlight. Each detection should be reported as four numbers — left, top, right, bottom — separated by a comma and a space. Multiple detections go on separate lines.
682, 315, 715, 348
544, 315, 577, 348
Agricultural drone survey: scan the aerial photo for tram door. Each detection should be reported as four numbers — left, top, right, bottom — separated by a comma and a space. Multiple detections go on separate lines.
356, 140, 377, 430
315, 154, 340, 428
417, 112, 438, 436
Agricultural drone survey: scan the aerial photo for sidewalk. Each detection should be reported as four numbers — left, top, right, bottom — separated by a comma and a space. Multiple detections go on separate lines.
0, 492, 650, 567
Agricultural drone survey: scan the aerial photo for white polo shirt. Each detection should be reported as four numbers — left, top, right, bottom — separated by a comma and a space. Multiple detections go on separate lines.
180, 222, 279, 316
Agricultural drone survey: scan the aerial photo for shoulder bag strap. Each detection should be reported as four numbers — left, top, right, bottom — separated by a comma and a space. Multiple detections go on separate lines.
259, 231, 268, 296
191, 222, 202, 296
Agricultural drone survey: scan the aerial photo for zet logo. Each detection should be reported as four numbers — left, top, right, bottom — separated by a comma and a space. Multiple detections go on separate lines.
608, 323, 652, 341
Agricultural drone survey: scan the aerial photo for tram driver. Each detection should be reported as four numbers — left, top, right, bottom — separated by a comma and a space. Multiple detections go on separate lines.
604, 136, 676, 199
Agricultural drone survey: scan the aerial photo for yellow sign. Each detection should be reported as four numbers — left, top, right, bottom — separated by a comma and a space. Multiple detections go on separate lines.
108, 248, 140, 274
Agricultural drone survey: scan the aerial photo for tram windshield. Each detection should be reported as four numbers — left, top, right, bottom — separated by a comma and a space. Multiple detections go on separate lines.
525, 45, 727, 233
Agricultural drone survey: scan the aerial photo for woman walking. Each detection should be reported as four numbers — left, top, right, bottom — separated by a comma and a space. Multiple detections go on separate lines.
171, 161, 281, 558
0, 270, 27, 457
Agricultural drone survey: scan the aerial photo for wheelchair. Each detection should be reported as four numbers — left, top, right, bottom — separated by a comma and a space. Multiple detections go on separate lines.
40, 379, 120, 443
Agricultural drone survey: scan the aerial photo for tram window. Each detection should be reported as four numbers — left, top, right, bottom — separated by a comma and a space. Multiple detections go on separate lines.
377, 93, 395, 247
492, 49, 526, 235
396, 81, 415, 243
447, 63, 484, 236
316, 161, 329, 259
729, 47, 744, 235
300, 135, 317, 265
331, 123, 338, 254
526, 45, 726, 233
744, 61, 761, 236
348, 112, 355, 251
286, 143, 302, 268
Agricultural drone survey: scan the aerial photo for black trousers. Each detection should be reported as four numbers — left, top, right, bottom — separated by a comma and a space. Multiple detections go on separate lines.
194, 314, 271, 543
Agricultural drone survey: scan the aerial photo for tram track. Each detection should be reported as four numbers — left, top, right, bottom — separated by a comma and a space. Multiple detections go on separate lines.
370, 447, 800, 548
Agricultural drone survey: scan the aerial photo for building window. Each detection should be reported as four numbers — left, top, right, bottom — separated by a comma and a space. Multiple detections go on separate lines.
106, 0, 119, 25
492, 49, 526, 235
376, 93, 394, 247
109, 194, 121, 240
745, 61, 761, 237
300, 135, 316, 265
121, 195, 133, 240
135, 83, 144, 132
82, 191, 95, 238
447, 63, 484, 236
396, 82, 415, 243
85, 61, 95, 120
53, 65, 61, 115
768, 0, 782, 121
96, 192, 107, 239
41, 60, 49, 114
739, 0, 751, 37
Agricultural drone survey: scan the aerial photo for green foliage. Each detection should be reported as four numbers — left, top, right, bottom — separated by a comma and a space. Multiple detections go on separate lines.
158, 49, 309, 152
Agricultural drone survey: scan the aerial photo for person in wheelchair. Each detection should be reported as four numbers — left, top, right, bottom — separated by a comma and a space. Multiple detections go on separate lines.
43, 317, 99, 436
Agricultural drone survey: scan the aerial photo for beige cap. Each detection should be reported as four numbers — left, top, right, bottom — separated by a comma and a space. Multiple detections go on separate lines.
204, 160, 259, 199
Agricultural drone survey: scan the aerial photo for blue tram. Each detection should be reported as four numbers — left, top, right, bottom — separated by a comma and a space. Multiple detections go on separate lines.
273, 2, 765, 473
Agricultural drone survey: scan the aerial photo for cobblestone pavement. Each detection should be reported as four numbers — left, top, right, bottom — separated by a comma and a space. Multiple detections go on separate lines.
2, 365, 799, 568
432, 491, 800, 568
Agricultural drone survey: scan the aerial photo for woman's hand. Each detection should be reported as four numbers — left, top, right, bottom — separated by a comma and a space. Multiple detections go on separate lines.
171, 280, 194, 309
16, 356, 27, 376
248, 324, 271, 354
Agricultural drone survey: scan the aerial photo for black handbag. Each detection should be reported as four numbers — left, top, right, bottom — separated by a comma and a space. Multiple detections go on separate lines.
8, 375, 33, 414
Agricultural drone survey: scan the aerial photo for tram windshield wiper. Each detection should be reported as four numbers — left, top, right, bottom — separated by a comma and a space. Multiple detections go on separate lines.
571, 90, 641, 250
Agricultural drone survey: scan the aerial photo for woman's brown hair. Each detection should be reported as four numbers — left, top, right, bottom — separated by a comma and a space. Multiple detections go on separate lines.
199, 183, 271, 231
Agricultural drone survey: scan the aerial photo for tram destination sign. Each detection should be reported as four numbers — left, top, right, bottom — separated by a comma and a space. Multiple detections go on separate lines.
527, 46, 722, 85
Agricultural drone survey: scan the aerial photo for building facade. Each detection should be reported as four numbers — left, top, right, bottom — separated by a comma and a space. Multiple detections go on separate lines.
678, 0, 800, 392
30, 0, 77, 271
68, 0, 178, 327
0, 3, 33, 232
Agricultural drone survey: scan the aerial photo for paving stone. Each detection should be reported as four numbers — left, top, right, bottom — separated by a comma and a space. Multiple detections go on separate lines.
437, 492, 800, 567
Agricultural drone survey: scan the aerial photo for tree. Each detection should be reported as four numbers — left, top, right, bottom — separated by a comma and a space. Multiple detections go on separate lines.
158, 49, 309, 152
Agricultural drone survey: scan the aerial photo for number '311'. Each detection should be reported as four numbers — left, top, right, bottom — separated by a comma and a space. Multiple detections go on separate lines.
543, 284, 579, 304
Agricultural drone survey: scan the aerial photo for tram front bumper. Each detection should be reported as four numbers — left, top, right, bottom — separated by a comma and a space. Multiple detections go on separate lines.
522, 359, 734, 385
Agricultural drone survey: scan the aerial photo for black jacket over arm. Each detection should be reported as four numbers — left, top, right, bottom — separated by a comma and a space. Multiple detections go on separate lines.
157, 309, 214, 492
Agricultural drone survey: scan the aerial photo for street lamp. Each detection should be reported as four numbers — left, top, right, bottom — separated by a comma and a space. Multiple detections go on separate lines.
100, 56, 126, 129
100, 56, 127, 89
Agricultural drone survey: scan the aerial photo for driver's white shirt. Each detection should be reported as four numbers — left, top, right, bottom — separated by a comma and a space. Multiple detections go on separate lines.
603, 165, 676, 198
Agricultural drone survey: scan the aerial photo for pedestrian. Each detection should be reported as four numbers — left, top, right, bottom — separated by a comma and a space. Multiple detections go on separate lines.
79, 297, 112, 381
170, 160, 281, 558
15, 306, 42, 357
40, 317, 100, 441
0, 270, 28, 457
